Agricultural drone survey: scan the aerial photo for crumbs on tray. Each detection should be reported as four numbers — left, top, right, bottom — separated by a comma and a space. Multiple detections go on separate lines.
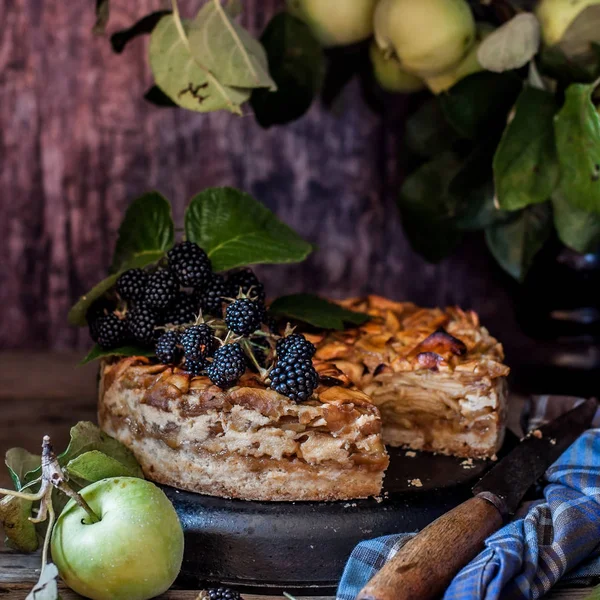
408, 478, 423, 488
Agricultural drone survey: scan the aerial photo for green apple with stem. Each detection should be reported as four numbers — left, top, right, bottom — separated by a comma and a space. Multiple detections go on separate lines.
51, 477, 184, 600
369, 41, 425, 93
535, 0, 600, 46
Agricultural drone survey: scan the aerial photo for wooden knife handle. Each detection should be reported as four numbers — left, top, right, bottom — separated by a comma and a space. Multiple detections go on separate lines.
356, 494, 503, 600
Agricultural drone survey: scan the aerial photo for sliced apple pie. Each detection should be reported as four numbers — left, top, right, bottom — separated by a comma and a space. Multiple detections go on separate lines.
98, 295, 509, 501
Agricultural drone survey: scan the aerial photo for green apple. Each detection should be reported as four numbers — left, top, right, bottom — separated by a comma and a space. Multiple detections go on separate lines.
286, 0, 378, 47
51, 477, 184, 600
374, 0, 476, 76
535, 0, 600, 46
369, 41, 425, 92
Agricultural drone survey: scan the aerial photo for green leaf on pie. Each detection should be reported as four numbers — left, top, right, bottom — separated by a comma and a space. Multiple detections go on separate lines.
110, 191, 174, 274
187, 0, 276, 91
494, 86, 559, 210
66, 450, 142, 483
477, 13, 541, 73
552, 191, 600, 253
554, 82, 600, 213
485, 203, 552, 281
0, 495, 38, 552
5, 448, 41, 491
269, 294, 370, 330
67, 274, 119, 327
185, 187, 313, 271
25, 563, 59, 600
80, 344, 155, 365
149, 13, 251, 114
250, 13, 324, 128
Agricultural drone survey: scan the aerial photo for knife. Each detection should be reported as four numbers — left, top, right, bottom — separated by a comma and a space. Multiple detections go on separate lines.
356, 397, 598, 600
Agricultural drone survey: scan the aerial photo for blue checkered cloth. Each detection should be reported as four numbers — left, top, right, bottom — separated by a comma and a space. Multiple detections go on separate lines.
337, 397, 600, 600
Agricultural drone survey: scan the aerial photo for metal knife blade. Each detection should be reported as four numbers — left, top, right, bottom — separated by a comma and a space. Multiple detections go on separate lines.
472, 397, 597, 516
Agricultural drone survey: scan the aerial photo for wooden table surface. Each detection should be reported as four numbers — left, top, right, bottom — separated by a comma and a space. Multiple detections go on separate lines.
0, 352, 597, 600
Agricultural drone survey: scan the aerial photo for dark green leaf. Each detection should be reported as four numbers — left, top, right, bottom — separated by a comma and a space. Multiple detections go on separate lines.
398, 153, 464, 262
110, 191, 174, 273
80, 344, 155, 365
250, 13, 324, 128
25, 563, 59, 600
5, 448, 41, 490
0, 495, 38, 553
93, 0, 110, 35
67, 274, 119, 327
185, 187, 313, 271
269, 294, 370, 330
320, 43, 367, 110
537, 45, 598, 83
485, 203, 552, 280
144, 86, 178, 107
440, 72, 522, 139
552, 191, 600, 253
110, 11, 171, 53
554, 82, 600, 213
66, 450, 142, 482
494, 87, 559, 210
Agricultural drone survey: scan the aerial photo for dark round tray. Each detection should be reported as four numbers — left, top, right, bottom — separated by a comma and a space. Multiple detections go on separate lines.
164, 442, 502, 595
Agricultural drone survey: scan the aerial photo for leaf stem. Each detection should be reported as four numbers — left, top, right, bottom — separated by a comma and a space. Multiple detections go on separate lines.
0, 488, 45, 502
40, 501, 55, 573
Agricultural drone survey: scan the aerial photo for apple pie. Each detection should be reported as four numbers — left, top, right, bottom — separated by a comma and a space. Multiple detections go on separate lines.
98, 295, 509, 501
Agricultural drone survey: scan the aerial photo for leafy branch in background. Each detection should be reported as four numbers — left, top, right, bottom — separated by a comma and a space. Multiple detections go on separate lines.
92, 0, 600, 281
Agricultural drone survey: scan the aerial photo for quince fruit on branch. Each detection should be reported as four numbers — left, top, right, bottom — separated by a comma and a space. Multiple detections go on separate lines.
535, 0, 600, 46
369, 41, 425, 93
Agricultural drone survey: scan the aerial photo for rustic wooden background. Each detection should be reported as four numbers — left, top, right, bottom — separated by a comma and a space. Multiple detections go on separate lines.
0, 0, 518, 352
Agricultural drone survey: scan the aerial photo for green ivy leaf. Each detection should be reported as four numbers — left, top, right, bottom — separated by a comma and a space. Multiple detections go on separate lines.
485, 203, 552, 281
250, 13, 324, 128
66, 450, 142, 482
0, 495, 38, 552
554, 82, 600, 213
552, 191, 600, 253
5, 448, 41, 491
80, 344, 155, 365
187, 0, 275, 91
149, 13, 250, 114
67, 274, 119, 327
269, 294, 370, 330
494, 87, 559, 210
110, 191, 174, 274
185, 187, 313, 271
397, 152, 464, 262
25, 563, 59, 600
477, 13, 540, 73
440, 72, 522, 139
110, 10, 171, 53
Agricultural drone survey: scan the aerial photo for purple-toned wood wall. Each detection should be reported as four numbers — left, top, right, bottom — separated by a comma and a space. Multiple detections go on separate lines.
0, 0, 516, 351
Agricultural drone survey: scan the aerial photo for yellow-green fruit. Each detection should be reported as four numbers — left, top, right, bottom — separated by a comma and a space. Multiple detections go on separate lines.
286, 0, 378, 47
369, 41, 425, 92
535, 0, 600, 46
374, 0, 476, 77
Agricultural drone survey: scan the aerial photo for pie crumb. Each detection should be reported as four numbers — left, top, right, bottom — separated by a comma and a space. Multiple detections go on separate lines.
460, 458, 475, 469
491, 454, 498, 461
408, 478, 423, 488
532, 429, 543, 439
405, 451, 417, 458
550, 438, 556, 445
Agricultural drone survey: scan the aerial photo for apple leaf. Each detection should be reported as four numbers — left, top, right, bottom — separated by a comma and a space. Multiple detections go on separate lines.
80, 344, 155, 365
110, 10, 171, 53
187, 0, 275, 91
554, 82, 600, 213
25, 563, 59, 600
250, 13, 324, 128
66, 450, 142, 483
0, 495, 38, 552
67, 274, 119, 327
477, 13, 541, 73
110, 191, 174, 274
552, 191, 600, 253
185, 187, 313, 271
149, 13, 251, 114
5, 448, 41, 490
494, 87, 559, 210
485, 203, 552, 281
269, 294, 370, 330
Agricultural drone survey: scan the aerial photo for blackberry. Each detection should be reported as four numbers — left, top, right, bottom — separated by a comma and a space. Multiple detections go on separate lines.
127, 304, 160, 346
207, 343, 246, 389
155, 331, 181, 365
227, 268, 266, 304
163, 293, 199, 326
200, 274, 229, 317
97, 313, 128, 349
167, 241, 212, 290
144, 269, 178, 310
181, 324, 216, 361
269, 355, 319, 402
184, 357, 207, 376
203, 589, 241, 600
225, 298, 263, 336
276, 333, 316, 360
116, 268, 148, 302
87, 298, 114, 342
